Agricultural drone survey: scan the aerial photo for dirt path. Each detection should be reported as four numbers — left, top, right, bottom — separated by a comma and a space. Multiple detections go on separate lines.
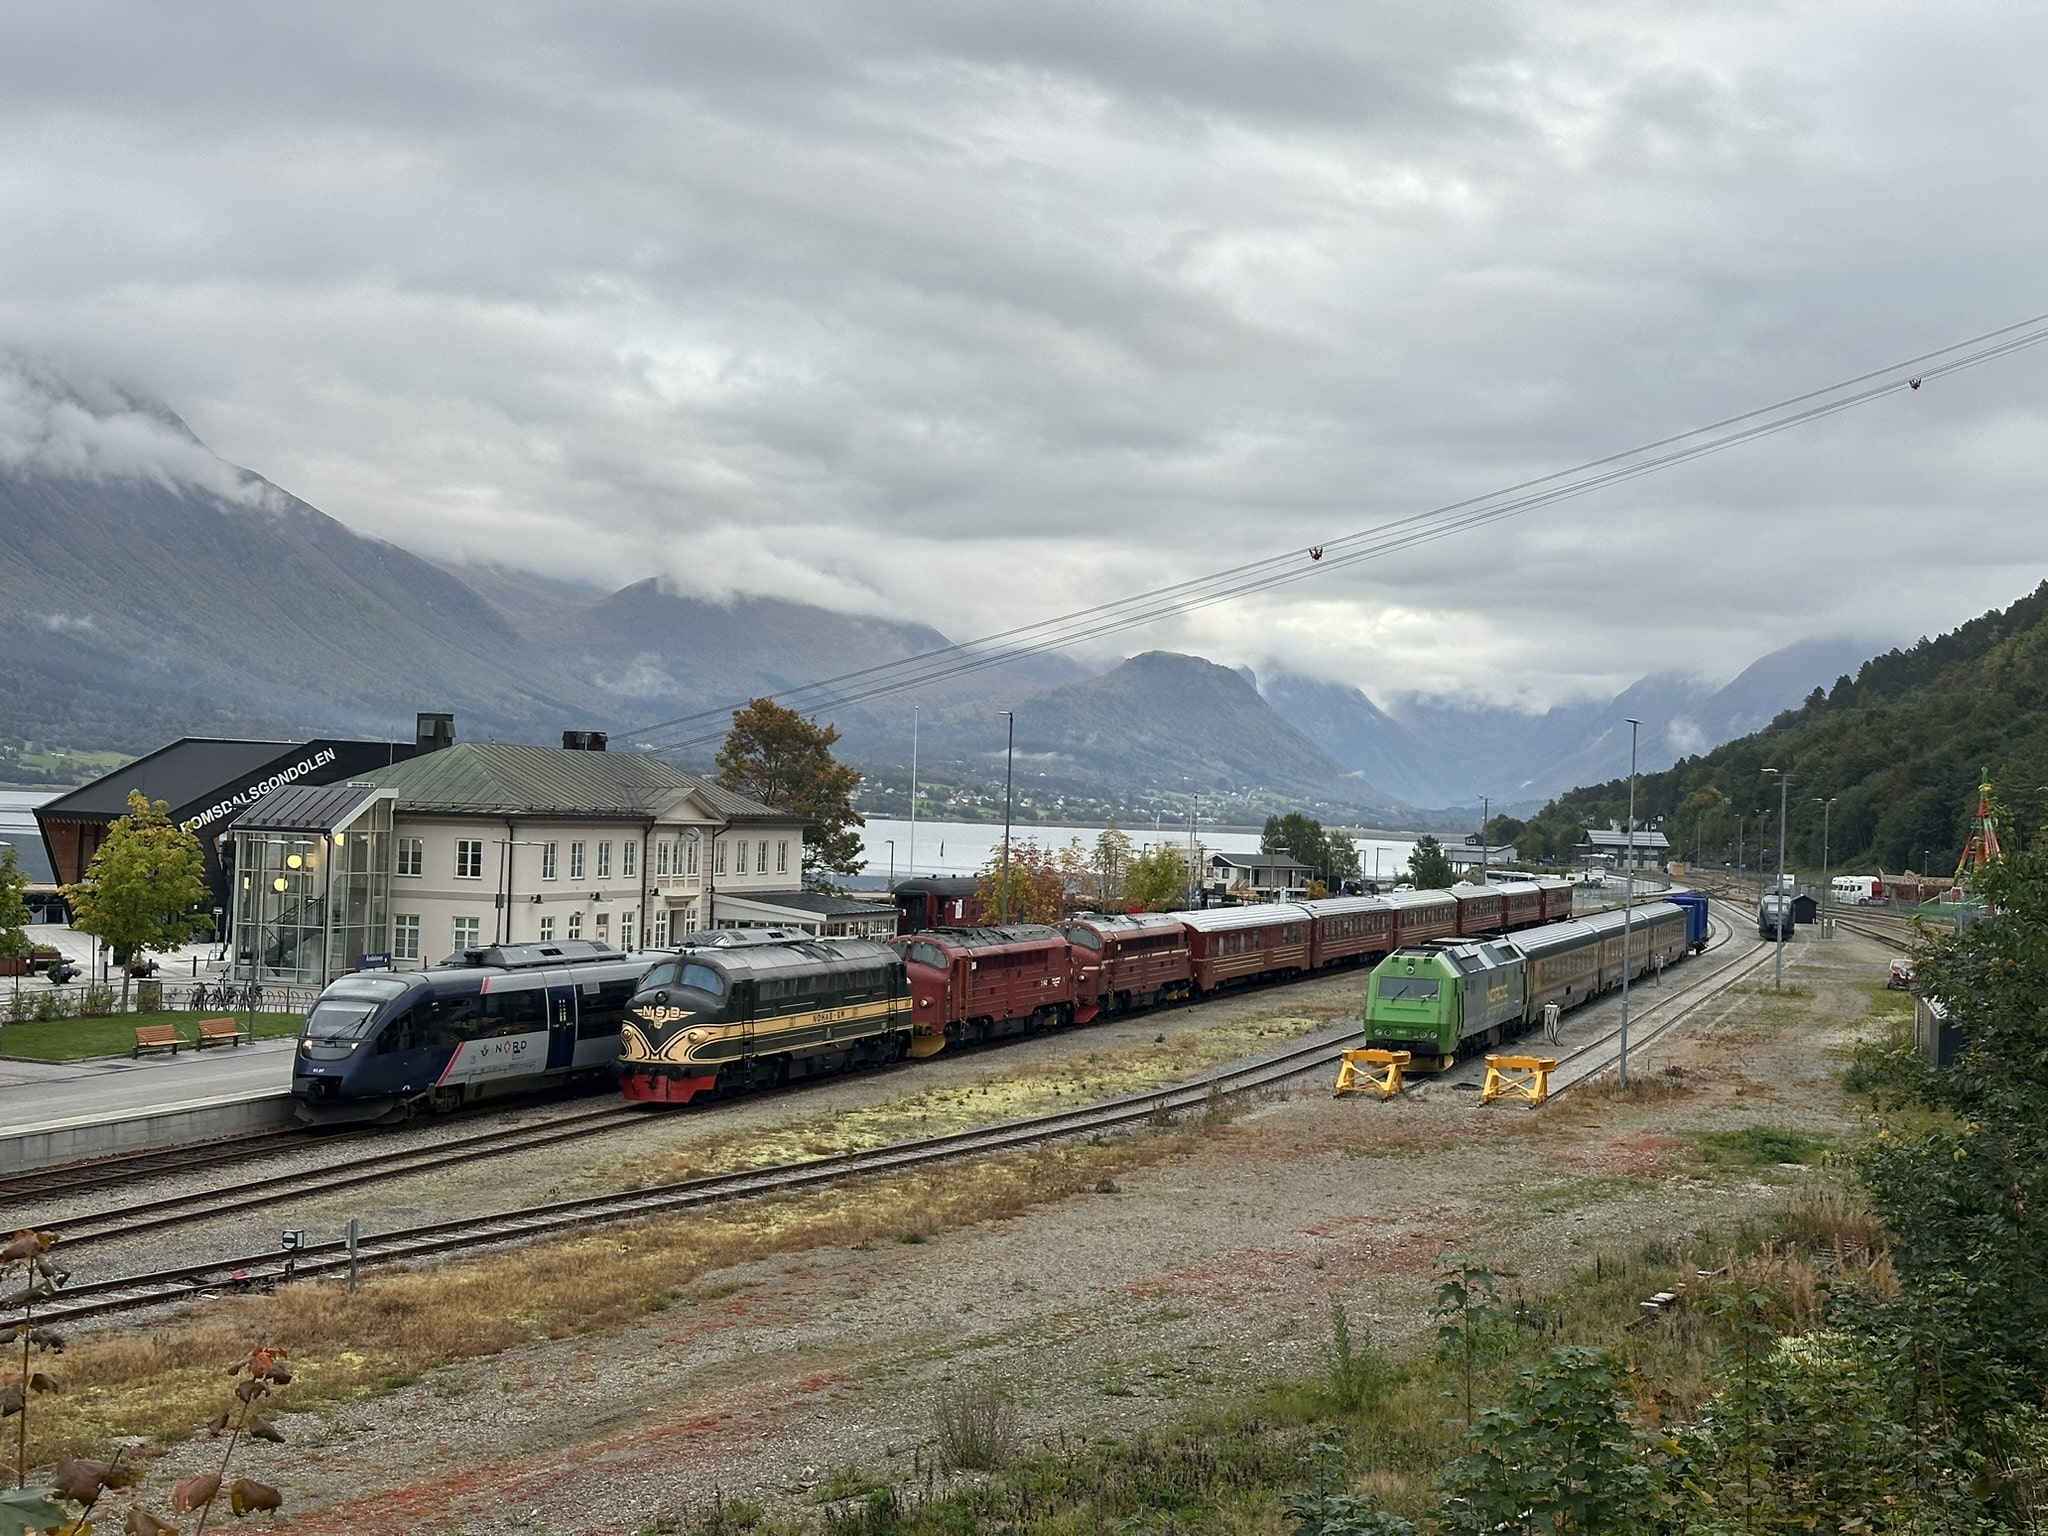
73, 928, 1901, 1535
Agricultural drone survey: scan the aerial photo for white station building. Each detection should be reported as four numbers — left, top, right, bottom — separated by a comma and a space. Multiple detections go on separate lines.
225, 734, 882, 988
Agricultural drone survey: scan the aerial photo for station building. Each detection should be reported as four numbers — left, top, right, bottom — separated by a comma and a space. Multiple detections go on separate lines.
1575, 827, 1672, 872
33, 718, 444, 930
224, 734, 840, 987
1204, 851, 1312, 900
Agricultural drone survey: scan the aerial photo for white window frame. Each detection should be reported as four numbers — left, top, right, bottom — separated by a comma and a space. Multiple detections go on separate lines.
451, 915, 480, 952
541, 841, 559, 881
455, 839, 484, 880
619, 910, 636, 949
757, 839, 768, 874
595, 911, 609, 943
777, 839, 789, 875
657, 840, 672, 877
596, 841, 612, 879
396, 837, 423, 878
651, 908, 669, 946
570, 841, 586, 880
538, 915, 555, 942
686, 836, 699, 876
567, 910, 583, 940
623, 839, 637, 877
392, 914, 420, 961
715, 839, 727, 876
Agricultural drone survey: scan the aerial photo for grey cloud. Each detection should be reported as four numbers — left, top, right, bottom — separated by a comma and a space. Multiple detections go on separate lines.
2, 2, 2045, 709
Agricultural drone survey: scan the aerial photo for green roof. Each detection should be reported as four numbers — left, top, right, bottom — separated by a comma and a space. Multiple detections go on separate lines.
357, 744, 783, 822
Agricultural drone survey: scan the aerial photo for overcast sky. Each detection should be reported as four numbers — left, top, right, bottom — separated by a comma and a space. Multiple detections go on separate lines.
3, 2, 2045, 709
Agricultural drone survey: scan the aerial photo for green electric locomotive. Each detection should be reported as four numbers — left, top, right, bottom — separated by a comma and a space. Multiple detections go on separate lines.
1362, 901, 1691, 1068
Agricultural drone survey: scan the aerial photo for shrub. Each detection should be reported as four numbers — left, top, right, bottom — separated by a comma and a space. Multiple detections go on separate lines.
933, 1374, 1019, 1472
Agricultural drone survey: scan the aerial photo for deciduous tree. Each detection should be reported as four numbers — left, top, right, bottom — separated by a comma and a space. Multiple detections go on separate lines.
1408, 835, 1454, 889
0, 845, 30, 994
1262, 813, 1361, 885
973, 839, 1066, 925
1123, 845, 1189, 912
63, 792, 208, 1009
714, 699, 864, 888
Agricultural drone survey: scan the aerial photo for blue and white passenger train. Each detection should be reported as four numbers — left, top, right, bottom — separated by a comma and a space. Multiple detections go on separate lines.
289, 939, 656, 1123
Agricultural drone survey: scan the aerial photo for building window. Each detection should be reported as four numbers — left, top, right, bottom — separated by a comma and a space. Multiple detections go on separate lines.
570, 841, 586, 880
595, 912, 609, 943
455, 839, 483, 880
596, 841, 612, 879
623, 840, 637, 878
619, 910, 635, 949
715, 839, 727, 876
393, 914, 420, 961
757, 839, 768, 874
451, 915, 480, 952
686, 836, 699, 876
539, 916, 555, 942
541, 841, 559, 880
777, 839, 789, 875
651, 908, 669, 946
396, 837, 423, 877
656, 839, 671, 876
567, 911, 583, 940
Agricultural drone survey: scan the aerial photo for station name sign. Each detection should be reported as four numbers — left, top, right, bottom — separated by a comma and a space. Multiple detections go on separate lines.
182, 748, 340, 833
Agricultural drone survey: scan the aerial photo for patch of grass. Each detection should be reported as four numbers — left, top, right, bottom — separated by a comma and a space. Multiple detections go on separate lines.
933, 1374, 1019, 1471
1688, 1125, 1830, 1168
0, 1010, 301, 1061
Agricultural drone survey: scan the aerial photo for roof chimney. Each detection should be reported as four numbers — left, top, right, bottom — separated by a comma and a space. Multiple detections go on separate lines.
561, 730, 609, 752
416, 712, 455, 753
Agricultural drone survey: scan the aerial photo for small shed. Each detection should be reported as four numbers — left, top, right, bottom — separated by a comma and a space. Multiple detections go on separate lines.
1791, 892, 1819, 925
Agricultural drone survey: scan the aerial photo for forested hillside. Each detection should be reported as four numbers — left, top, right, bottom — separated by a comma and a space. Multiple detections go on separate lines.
1517, 581, 2048, 873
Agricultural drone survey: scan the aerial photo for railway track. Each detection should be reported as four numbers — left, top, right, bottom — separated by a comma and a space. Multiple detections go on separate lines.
18, 1100, 656, 1246
0, 1126, 333, 1204
9, 1028, 1362, 1328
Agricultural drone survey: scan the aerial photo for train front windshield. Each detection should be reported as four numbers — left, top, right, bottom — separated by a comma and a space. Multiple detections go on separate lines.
300, 977, 413, 1057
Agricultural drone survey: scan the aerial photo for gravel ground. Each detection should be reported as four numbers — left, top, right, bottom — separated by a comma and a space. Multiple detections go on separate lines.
42, 924, 1894, 1534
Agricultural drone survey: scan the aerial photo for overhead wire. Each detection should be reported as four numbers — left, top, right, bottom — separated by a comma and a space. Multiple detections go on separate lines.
616, 312, 2048, 755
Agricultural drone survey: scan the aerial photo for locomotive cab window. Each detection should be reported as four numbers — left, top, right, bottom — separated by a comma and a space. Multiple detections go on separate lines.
678, 963, 724, 997
638, 962, 678, 991
906, 942, 948, 970
1376, 976, 1441, 1000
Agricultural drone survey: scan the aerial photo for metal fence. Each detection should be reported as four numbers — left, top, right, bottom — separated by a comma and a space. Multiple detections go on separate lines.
3, 978, 320, 1021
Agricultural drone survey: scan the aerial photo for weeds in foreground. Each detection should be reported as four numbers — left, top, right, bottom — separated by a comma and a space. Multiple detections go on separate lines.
932, 1373, 1019, 1472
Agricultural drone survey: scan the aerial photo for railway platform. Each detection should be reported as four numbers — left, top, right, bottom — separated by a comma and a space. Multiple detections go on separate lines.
0, 1039, 298, 1174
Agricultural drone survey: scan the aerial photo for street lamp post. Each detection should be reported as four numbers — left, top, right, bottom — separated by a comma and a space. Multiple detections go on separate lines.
885, 839, 896, 890
1763, 769, 1790, 989
1814, 797, 1835, 939
1619, 718, 1640, 1089
908, 705, 919, 879
998, 711, 1014, 925
1479, 795, 1489, 884
1188, 791, 1200, 907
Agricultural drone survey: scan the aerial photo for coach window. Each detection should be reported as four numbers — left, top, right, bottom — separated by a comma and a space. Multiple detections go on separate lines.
396, 837, 423, 877
578, 978, 638, 1038
541, 841, 559, 880
455, 840, 483, 880
596, 841, 612, 879
482, 987, 546, 1037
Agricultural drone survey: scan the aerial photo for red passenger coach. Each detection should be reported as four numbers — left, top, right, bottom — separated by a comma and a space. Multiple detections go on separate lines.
1382, 889, 1458, 946
1178, 905, 1313, 992
1493, 879, 1546, 930
1451, 884, 1507, 937
1301, 896, 1396, 969
891, 926, 1077, 1056
1060, 913, 1192, 1017
1533, 876, 1575, 923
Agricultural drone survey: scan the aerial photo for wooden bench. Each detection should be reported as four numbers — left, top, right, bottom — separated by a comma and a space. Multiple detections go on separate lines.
132, 1024, 182, 1058
196, 1017, 249, 1049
